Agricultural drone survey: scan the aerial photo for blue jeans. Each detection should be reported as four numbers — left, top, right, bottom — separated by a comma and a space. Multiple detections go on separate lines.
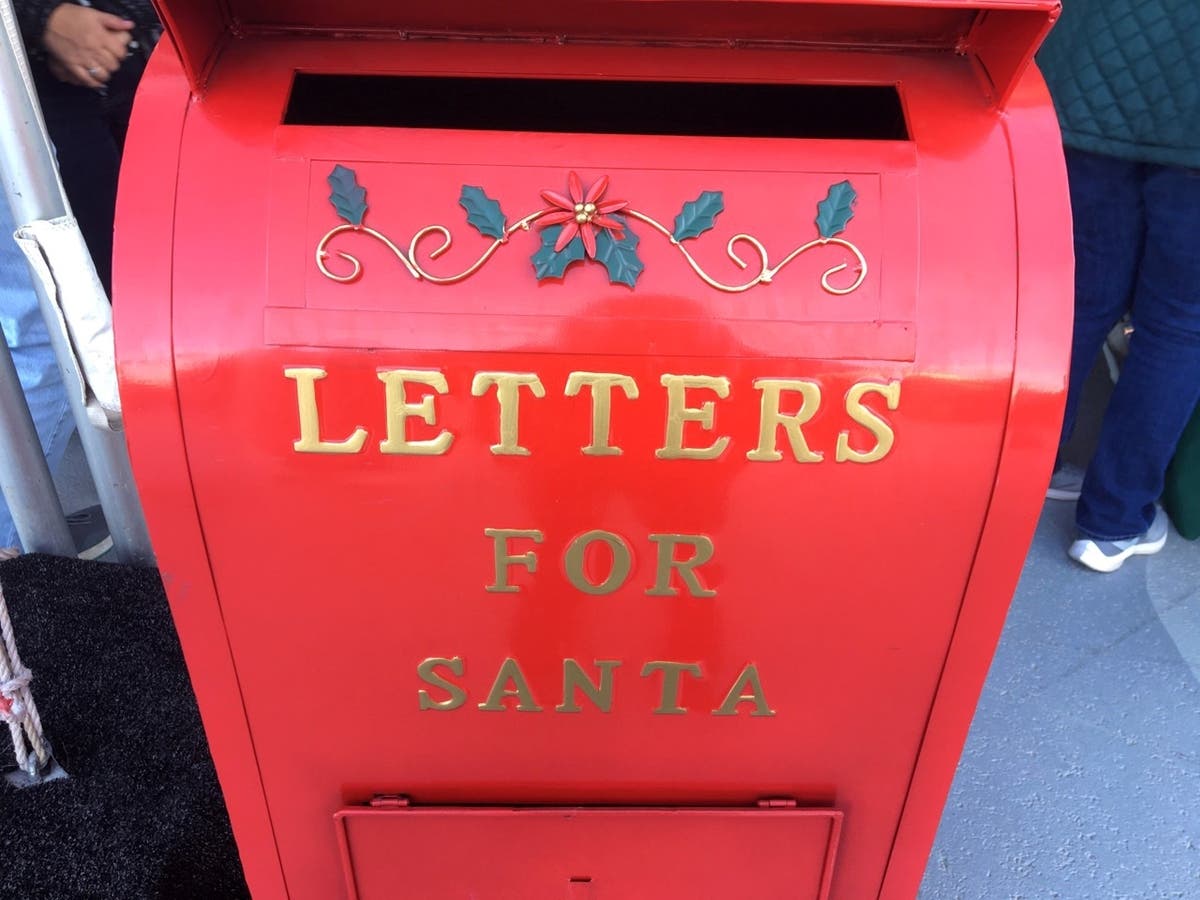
1059, 148, 1200, 541
0, 203, 74, 550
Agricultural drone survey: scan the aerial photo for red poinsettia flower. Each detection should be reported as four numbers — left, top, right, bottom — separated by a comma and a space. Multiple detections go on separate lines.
539, 172, 628, 259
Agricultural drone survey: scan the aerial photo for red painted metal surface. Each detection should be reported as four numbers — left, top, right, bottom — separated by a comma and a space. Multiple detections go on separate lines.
335, 807, 842, 899
150, 0, 1059, 105
116, 3, 1070, 898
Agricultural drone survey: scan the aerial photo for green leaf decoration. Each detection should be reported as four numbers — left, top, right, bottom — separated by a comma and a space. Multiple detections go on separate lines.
594, 218, 644, 288
816, 180, 856, 239
672, 190, 725, 241
459, 185, 507, 239
327, 164, 367, 226
531, 226, 586, 281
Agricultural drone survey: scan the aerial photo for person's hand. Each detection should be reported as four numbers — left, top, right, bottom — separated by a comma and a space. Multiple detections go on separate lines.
42, 4, 134, 89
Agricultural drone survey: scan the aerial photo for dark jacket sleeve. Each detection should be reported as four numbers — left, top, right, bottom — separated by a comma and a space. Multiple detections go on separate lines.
13, 2, 158, 64
13, 1, 67, 55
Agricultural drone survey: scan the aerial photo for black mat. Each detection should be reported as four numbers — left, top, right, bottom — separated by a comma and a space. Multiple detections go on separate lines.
0, 554, 248, 900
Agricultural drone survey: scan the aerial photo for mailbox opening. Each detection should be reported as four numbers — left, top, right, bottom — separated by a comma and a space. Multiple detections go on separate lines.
284, 74, 909, 140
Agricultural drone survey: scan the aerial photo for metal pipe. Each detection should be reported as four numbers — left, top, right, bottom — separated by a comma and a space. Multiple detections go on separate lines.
0, 335, 75, 556
0, 0, 154, 566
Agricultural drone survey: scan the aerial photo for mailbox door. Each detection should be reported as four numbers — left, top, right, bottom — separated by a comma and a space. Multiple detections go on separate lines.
336, 807, 841, 899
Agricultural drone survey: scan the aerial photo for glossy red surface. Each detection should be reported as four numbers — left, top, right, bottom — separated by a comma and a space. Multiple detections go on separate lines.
150, 0, 1059, 105
336, 807, 841, 899
115, 7, 1070, 898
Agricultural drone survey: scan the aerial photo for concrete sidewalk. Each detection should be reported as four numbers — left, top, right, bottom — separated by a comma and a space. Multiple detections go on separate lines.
920, 499, 1200, 898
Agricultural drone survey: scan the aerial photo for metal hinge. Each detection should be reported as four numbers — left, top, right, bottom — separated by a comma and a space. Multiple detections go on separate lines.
368, 794, 411, 808
757, 798, 798, 809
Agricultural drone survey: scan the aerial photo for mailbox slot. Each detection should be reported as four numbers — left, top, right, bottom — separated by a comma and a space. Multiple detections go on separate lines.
284, 74, 910, 140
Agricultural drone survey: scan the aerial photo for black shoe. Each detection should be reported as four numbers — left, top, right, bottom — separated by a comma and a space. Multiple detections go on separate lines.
66, 505, 113, 561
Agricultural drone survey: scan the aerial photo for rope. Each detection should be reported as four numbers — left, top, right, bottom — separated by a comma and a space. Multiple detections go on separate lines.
0, 555, 51, 777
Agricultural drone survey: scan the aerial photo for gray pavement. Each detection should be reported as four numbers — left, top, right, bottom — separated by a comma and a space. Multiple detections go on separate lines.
58, 429, 99, 516
921, 363, 1200, 899
921, 499, 1200, 899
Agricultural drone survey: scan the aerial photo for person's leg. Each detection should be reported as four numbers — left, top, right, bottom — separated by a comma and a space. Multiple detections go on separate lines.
101, 52, 147, 155
33, 71, 121, 296
1076, 163, 1200, 540
1057, 148, 1145, 449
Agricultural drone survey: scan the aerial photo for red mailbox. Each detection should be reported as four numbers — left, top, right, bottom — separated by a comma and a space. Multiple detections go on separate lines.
115, 2, 1070, 898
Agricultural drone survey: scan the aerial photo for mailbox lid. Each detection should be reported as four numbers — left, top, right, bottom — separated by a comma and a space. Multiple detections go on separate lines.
335, 806, 842, 900
171, 0, 1053, 38
152, 0, 1060, 107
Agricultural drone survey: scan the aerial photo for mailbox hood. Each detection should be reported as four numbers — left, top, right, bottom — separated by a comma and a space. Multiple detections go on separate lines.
153, 0, 1059, 107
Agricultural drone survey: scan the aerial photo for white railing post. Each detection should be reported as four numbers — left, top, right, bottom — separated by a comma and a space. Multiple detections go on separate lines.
0, 335, 75, 556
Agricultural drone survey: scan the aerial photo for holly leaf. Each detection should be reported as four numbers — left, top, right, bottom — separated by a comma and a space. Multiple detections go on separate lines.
459, 185, 507, 239
531, 226, 586, 281
327, 164, 367, 226
816, 180, 856, 239
594, 217, 643, 288
672, 190, 724, 241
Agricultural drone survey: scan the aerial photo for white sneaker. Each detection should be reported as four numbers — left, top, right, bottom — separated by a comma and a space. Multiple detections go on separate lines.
1068, 507, 1169, 573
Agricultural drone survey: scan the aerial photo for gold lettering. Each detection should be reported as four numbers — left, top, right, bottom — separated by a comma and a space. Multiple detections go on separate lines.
746, 379, 823, 462
646, 534, 717, 598
656, 375, 731, 460
564, 530, 633, 595
836, 380, 901, 463
377, 369, 453, 455
712, 664, 776, 716
417, 657, 467, 711
556, 659, 621, 713
284, 367, 368, 454
564, 372, 639, 456
478, 657, 543, 712
484, 528, 544, 594
641, 661, 702, 715
471, 372, 546, 456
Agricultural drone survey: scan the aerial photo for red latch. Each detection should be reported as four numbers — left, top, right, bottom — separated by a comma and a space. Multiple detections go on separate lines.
757, 798, 799, 809
368, 794, 410, 808
567, 876, 593, 899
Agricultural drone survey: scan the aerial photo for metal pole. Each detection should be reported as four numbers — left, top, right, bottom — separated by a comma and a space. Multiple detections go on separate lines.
0, 1, 154, 566
0, 336, 75, 556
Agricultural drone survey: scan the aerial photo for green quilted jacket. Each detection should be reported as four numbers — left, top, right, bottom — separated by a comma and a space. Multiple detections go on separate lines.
1036, 0, 1200, 168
